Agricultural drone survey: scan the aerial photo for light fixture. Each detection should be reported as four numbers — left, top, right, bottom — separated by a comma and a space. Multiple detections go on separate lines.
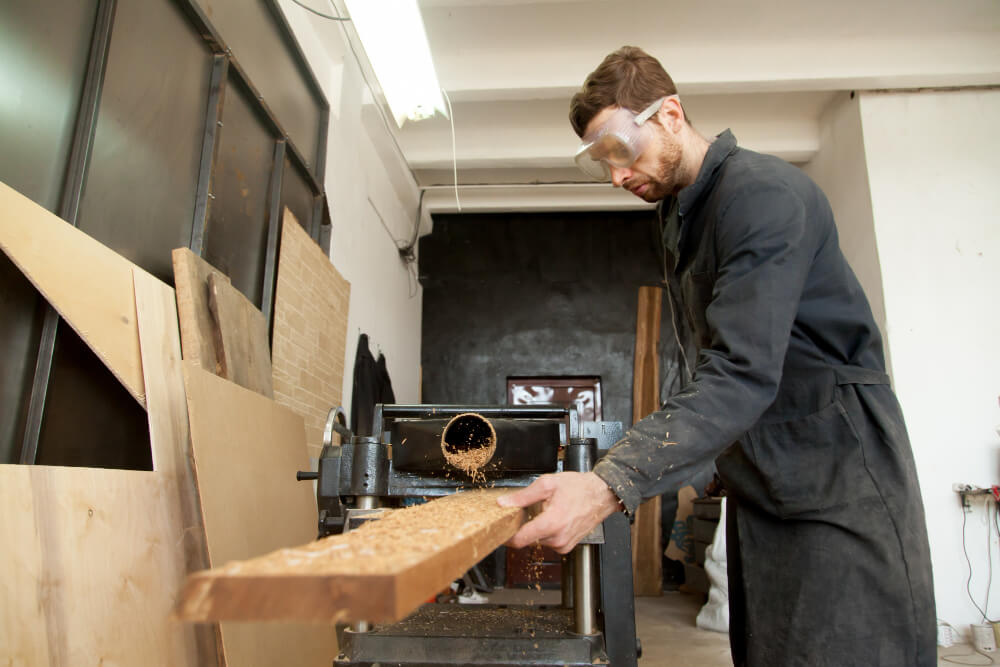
343, 0, 447, 128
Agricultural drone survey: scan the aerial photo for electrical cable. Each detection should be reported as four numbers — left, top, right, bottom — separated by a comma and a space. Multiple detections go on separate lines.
288, 0, 349, 21
964, 502, 994, 622
986, 497, 994, 624
441, 88, 461, 211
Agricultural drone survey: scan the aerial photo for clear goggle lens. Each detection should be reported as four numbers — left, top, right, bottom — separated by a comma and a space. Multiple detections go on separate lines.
573, 97, 666, 181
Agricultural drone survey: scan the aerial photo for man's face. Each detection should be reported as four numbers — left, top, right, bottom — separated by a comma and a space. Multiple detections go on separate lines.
583, 105, 684, 203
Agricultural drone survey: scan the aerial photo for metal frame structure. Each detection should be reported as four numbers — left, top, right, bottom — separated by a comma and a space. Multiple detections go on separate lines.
17, 0, 332, 464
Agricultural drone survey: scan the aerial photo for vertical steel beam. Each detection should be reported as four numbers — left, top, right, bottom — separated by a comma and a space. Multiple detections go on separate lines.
189, 54, 228, 256
20, 0, 117, 464
261, 139, 286, 337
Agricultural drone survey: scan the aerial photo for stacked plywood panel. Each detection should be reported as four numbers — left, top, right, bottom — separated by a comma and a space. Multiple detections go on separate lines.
271, 210, 350, 459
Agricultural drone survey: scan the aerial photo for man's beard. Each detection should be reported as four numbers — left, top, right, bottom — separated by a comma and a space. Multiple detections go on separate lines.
647, 136, 684, 201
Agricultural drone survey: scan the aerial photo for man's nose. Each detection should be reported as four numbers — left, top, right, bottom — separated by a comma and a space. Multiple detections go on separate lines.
609, 166, 630, 187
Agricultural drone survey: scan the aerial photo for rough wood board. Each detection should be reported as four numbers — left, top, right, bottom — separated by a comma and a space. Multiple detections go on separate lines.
133, 269, 219, 665
0, 180, 145, 406
0, 465, 189, 666
631, 285, 663, 597
171, 247, 230, 373
177, 489, 526, 624
207, 272, 274, 398
181, 361, 336, 666
272, 209, 350, 458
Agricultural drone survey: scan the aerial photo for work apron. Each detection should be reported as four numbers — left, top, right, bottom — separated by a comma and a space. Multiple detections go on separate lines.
718, 364, 937, 667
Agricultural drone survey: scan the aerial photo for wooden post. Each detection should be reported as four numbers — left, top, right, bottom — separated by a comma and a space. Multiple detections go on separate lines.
631, 285, 663, 597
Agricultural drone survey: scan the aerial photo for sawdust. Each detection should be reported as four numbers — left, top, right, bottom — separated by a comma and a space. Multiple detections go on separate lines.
441, 413, 496, 480
215, 489, 520, 577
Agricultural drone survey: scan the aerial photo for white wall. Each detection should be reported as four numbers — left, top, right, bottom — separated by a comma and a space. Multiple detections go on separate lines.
858, 89, 1000, 635
278, 3, 423, 416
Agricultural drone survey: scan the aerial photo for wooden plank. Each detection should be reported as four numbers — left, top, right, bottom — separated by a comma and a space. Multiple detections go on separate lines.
271, 209, 351, 458
0, 180, 145, 406
631, 285, 663, 597
207, 272, 274, 398
0, 465, 190, 666
177, 489, 526, 624
133, 269, 219, 666
181, 361, 336, 666
171, 247, 230, 373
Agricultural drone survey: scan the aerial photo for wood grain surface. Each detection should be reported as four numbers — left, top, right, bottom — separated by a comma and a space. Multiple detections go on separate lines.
631, 285, 663, 597
0, 180, 146, 407
177, 489, 527, 624
133, 269, 219, 665
207, 272, 274, 398
0, 466, 190, 666
181, 361, 335, 665
171, 247, 230, 374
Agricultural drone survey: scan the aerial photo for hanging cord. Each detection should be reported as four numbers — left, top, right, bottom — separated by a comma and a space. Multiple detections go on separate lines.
288, 0, 349, 20
441, 88, 461, 211
963, 497, 996, 623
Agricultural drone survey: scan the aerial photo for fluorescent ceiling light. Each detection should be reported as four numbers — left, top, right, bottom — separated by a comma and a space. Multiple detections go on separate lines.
343, 0, 447, 127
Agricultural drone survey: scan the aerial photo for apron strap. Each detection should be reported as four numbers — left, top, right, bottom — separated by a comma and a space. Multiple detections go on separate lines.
833, 365, 890, 386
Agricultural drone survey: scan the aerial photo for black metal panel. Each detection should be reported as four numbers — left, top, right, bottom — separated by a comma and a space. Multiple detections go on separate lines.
195, 0, 325, 173
201, 72, 277, 307
0, 0, 98, 211
597, 512, 639, 667
419, 211, 663, 429
280, 153, 317, 231
0, 256, 46, 463
75, 0, 214, 283
34, 325, 151, 470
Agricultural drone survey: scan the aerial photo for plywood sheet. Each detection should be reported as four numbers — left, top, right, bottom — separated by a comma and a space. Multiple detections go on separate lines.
272, 209, 350, 459
177, 490, 526, 624
631, 285, 663, 597
0, 180, 145, 406
207, 272, 274, 398
133, 270, 218, 665
182, 361, 336, 666
171, 247, 230, 374
0, 465, 189, 666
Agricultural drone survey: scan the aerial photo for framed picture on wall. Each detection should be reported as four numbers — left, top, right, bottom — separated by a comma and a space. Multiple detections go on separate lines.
506, 375, 603, 421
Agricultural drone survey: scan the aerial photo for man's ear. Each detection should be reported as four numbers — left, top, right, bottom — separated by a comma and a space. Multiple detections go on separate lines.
656, 96, 685, 133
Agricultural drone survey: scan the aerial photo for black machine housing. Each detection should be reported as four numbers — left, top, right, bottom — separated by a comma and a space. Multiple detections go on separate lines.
306, 404, 639, 667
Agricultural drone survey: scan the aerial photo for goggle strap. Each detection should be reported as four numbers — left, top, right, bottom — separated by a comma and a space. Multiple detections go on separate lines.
633, 97, 667, 126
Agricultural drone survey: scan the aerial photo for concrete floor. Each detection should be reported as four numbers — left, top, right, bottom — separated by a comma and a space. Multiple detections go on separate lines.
635, 591, 990, 666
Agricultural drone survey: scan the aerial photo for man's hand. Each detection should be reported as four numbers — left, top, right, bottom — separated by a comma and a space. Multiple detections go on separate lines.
497, 471, 622, 554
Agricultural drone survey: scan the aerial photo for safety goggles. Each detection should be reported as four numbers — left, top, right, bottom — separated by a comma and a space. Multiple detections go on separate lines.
574, 97, 667, 180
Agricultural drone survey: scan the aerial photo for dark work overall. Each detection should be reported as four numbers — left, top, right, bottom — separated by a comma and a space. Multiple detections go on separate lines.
593, 131, 936, 665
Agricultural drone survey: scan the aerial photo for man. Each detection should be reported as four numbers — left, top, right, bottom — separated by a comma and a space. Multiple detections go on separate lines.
498, 46, 935, 666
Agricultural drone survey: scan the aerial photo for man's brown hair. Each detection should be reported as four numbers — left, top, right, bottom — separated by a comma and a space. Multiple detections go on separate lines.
569, 46, 685, 138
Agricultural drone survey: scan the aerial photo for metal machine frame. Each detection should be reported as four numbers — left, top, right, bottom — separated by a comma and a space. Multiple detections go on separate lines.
304, 404, 640, 667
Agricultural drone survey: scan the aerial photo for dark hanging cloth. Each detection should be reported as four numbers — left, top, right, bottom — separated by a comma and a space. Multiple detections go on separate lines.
351, 334, 397, 438
351, 334, 378, 437
593, 130, 936, 665
375, 353, 396, 405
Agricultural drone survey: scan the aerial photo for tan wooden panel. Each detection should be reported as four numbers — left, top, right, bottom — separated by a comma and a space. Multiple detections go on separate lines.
631, 285, 663, 597
0, 466, 190, 666
207, 272, 274, 398
0, 180, 145, 406
171, 247, 230, 373
181, 361, 336, 666
133, 270, 219, 665
177, 490, 526, 624
272, 209, 350, 458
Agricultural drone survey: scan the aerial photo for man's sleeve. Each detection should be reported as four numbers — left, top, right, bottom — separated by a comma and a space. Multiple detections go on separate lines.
593, 183, 815, 515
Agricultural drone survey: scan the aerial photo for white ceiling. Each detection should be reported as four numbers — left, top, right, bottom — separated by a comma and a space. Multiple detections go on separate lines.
306, 0, 1000, 215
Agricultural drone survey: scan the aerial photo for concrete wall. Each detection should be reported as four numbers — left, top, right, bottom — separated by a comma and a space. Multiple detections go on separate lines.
279, 3, 423, 414
857, 88, 1000, 634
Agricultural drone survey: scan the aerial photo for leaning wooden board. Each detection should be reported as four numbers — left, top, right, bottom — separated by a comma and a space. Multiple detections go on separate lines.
172, 247, 230, 375
177, 489, 527, 624
181, 362, 336, 665
0, 180, 146, 406
207, 272, 274, 398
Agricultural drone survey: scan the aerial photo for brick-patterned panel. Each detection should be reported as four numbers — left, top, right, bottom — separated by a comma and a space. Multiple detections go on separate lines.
272, 211, 350, 460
